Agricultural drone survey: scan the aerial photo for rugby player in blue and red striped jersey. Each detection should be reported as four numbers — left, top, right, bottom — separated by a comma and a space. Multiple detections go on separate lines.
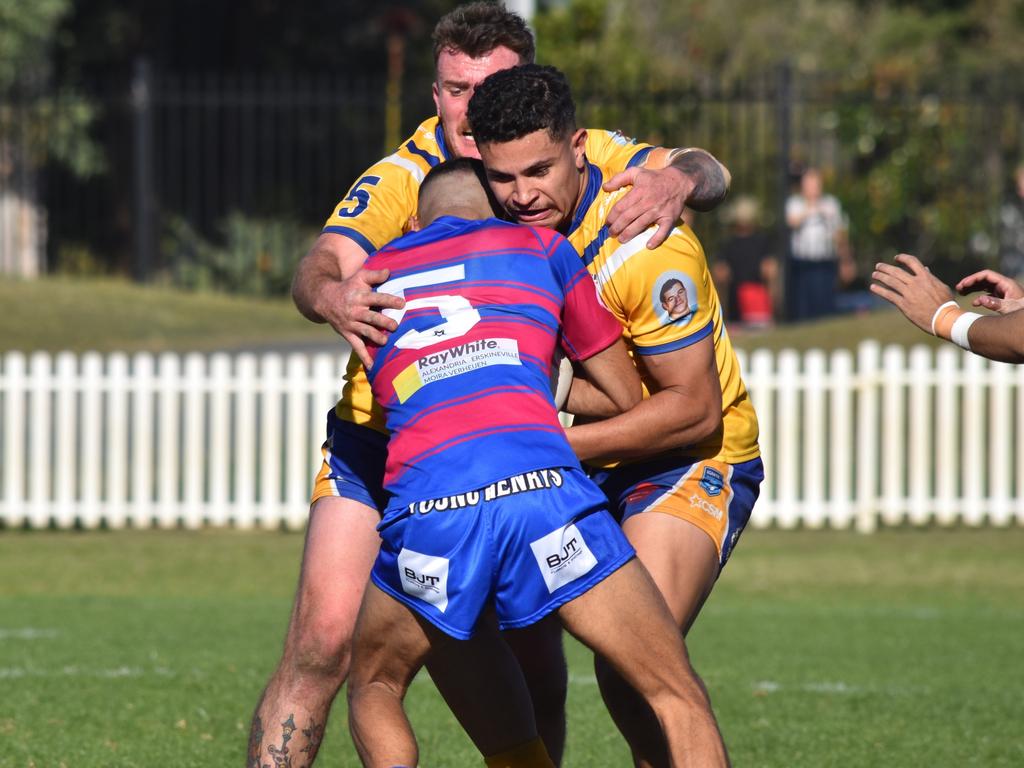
345, 159, 729, 768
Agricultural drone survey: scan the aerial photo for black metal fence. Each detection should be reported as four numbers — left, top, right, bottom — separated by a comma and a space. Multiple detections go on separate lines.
3, 63, 1024, 297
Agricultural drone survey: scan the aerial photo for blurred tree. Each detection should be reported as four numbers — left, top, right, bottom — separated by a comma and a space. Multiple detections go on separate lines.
36, 0, 458, 278
50, 0, 455, 81
535, 0, 1024, 267
0, 0, 103, 175
0, 0, 104, 276
539, 0, 1017, 86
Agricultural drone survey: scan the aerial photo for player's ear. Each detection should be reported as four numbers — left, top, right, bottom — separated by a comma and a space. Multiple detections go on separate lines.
432, 80, 441, 116
571, 128, 588, 169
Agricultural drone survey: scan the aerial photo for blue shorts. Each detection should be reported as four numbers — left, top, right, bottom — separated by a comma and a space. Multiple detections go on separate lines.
370, 467, 636, 640
589, 456, 764, 571
311, 411, 389, 513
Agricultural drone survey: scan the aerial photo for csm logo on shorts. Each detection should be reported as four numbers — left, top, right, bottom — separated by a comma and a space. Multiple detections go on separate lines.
397, 549, 450, 612
530, 523, 598, 594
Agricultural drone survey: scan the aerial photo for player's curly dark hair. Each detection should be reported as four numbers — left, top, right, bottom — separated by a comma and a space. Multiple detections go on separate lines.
467, 64, 577, 145
432, 2, 535, 64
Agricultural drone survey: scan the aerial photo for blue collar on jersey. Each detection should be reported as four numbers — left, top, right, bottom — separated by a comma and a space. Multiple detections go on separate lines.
386, 215, 501, 253
567, 160, 602, 238
435, 122, 453, 161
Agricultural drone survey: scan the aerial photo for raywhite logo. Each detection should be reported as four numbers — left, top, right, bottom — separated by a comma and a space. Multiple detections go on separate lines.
530, 523, 598, 594
417, 337, 521, 383
397, 549, 450, 612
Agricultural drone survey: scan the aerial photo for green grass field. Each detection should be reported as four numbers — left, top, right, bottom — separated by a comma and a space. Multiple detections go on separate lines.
3, 528, 1022, 767
0, 276, 946, 355
0, 277, 339, 354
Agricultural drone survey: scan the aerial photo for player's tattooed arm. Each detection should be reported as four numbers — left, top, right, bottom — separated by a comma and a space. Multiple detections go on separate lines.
667, 148, 730, 212
603, 147, 730, 248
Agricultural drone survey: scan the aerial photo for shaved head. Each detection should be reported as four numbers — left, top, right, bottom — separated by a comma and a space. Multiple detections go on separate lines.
417, 158, 499, 227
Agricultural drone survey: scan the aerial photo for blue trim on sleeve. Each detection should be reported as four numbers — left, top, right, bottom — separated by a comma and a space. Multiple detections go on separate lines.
405, 140, 441, 167
322, 226, 377, 255
627, 146, 655, 169
567, 162, 602, 237
581, 225, 610, 267
633, 320, 713, 355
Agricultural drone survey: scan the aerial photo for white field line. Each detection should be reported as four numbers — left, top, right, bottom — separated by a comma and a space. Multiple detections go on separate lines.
751, 680, 931, 696
571, 675, 928, 694
0, 628, 59, 639
0, 665, 175, 679
705, 605, 949, 620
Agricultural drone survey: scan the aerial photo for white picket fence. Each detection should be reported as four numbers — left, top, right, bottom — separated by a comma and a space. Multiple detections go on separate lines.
1, 343, 1022, 531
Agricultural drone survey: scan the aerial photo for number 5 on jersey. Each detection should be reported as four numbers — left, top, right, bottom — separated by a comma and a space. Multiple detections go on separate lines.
336, 176, 381, 218
378, 265, 481, 352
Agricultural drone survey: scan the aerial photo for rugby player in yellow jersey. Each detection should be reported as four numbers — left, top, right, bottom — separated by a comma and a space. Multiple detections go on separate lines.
249, 3, 733, 766
468, 64, 763, 767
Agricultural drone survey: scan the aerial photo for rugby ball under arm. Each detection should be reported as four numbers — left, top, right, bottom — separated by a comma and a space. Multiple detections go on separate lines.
551, 353, 574, 411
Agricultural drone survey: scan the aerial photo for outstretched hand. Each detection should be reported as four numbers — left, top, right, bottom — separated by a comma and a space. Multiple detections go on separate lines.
603, 165, 692, 249
870, 253, 954, 334
956, 269, 1024, 314
316, 267, 404, 367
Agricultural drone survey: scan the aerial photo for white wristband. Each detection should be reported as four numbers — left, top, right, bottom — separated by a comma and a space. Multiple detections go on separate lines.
950, 312, 981, 351
930, 300, 958, 336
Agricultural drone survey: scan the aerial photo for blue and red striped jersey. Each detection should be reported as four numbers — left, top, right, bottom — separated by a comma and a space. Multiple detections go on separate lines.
365, 216, 621, 504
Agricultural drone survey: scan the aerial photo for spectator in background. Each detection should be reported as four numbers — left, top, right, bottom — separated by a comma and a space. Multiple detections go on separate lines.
998, 165, 1024, 282
713, 195, 777, 327
785, 167, 853, 320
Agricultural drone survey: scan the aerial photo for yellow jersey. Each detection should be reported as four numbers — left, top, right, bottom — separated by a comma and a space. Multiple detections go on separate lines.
567, 159, 761, 466
326, 117, 657, 432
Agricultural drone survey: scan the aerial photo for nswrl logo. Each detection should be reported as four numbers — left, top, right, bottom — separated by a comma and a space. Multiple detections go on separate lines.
699, 466, 725, 497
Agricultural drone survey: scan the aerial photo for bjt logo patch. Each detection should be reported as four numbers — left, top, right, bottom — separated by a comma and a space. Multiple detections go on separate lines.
530, 523, 598, 594
699, 466, 725, 497
397, 549, 450, 612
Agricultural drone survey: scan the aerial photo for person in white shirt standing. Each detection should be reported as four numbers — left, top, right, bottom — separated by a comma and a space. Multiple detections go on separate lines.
785, 166, 852, 320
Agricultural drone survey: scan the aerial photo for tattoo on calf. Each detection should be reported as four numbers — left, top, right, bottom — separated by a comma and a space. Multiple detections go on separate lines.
250, 714, 324, 768
301, 719, 325, 757
266, 715, 297, 767
247, 716, 265, 768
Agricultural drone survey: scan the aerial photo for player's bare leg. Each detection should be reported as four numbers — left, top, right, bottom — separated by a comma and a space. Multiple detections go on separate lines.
246, 496, 381, 767
347, 584, 431, 766
246, 493, 569, 766
497, 615, 568, 764
348, 585, 547, 767
425, 609, 561, 765
558, 559, 728, 768
595, 514, 721, 768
